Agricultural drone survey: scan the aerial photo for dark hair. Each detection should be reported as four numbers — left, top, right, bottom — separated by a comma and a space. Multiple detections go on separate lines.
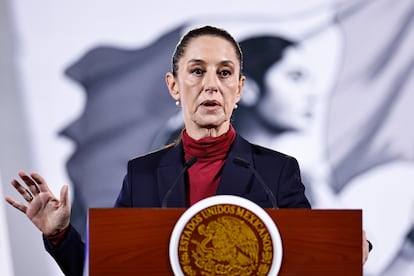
171, 25, 243, 77
239, 36, 294, 93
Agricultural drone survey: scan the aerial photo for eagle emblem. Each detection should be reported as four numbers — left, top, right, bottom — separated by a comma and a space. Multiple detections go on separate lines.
191, 216, 259, 275
176, 202, 275, 276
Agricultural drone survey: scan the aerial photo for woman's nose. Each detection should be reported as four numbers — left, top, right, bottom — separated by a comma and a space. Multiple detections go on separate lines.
203, 71, 219, 92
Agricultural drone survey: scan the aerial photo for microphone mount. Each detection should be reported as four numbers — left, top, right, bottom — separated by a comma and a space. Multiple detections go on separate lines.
162, 156, 197, 208
233, 157, 278, 209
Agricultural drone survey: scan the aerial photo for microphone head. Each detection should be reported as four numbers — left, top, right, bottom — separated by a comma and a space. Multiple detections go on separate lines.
233, 157, 250, 168
186, 156, 197, 167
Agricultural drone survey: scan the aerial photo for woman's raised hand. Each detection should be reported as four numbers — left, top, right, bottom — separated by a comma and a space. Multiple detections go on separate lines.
5, 171, 71, 236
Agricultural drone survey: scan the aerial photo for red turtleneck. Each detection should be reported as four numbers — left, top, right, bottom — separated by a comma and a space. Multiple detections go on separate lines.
182, 125, 236, 206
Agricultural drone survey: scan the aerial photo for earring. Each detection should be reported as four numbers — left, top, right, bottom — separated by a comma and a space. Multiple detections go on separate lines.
234, 103, 238, 109
175, 100, 181, 106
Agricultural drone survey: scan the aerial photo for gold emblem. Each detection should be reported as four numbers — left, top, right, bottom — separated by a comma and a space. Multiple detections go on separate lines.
177, 204, 274, 276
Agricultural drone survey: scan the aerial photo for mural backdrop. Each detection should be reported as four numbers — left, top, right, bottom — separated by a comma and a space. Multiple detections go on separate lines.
2, 0, 413, 275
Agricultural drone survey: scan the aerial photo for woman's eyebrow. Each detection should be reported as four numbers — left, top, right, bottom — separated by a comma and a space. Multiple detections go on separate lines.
187, 59, 206, 65
187, 59, 235, 67
219, 60, 235, 67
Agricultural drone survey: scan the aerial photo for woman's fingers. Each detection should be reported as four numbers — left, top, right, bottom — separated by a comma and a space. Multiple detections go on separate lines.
362, 230, 369, 264
5, 196, 28, 214
10, 178, 34, 202
59, 185, 69, 208
30, 172, 51, 193
11, 171, 53, 205
18, 171, 41, 195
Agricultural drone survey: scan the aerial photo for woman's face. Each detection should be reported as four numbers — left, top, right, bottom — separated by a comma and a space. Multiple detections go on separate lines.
256, 46, 315, 131
167, 35, 244, 139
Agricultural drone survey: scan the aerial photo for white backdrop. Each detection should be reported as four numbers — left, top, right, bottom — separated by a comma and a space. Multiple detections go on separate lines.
0, 173, 14, 276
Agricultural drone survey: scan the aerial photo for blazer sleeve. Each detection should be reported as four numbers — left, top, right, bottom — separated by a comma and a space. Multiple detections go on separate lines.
276, 156, 311, 209
43, 225, 85, 276
114, 174, 132, 207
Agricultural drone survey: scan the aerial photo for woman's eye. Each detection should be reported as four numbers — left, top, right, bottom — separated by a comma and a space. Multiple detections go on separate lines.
219, 70, 231, 77
287, 70, 304, 82
192, 68, 204, 75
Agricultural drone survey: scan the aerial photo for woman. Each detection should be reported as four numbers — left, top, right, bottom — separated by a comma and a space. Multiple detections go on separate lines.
233, 35, 316, 148
233, 35, 321, 205
5, 25, 367, 275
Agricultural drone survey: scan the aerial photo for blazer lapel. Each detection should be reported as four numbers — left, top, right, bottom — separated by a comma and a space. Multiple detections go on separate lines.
217, 135, 254, 197
157, 142, 187, 207
156, 135, 255, 206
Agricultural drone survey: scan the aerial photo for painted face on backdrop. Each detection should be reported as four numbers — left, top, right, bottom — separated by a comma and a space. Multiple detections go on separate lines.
256, 46, 315, 131
167, 35, 244, 138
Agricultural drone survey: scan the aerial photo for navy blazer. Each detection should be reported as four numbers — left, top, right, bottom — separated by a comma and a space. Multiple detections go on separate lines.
116, 134, 310, 209
45, 134, 310, 275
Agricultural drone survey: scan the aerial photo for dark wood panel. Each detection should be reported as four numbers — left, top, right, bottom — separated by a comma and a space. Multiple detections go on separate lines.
89, 209, 362, 275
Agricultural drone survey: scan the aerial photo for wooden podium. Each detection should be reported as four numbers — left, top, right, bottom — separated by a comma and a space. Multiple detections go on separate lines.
88, 208, 362, 275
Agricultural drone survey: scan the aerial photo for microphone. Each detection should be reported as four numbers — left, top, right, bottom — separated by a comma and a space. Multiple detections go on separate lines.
233, 157, 278, 209
162, 156, 197, 208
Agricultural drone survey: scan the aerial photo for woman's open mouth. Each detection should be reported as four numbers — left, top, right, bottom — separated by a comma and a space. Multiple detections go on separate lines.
200, 100, 220, 110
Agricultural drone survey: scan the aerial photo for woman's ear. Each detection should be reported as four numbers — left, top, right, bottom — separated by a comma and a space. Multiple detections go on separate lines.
235, 75, 245, 103
240, 76, 260, 107
165, 72, 179, 100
